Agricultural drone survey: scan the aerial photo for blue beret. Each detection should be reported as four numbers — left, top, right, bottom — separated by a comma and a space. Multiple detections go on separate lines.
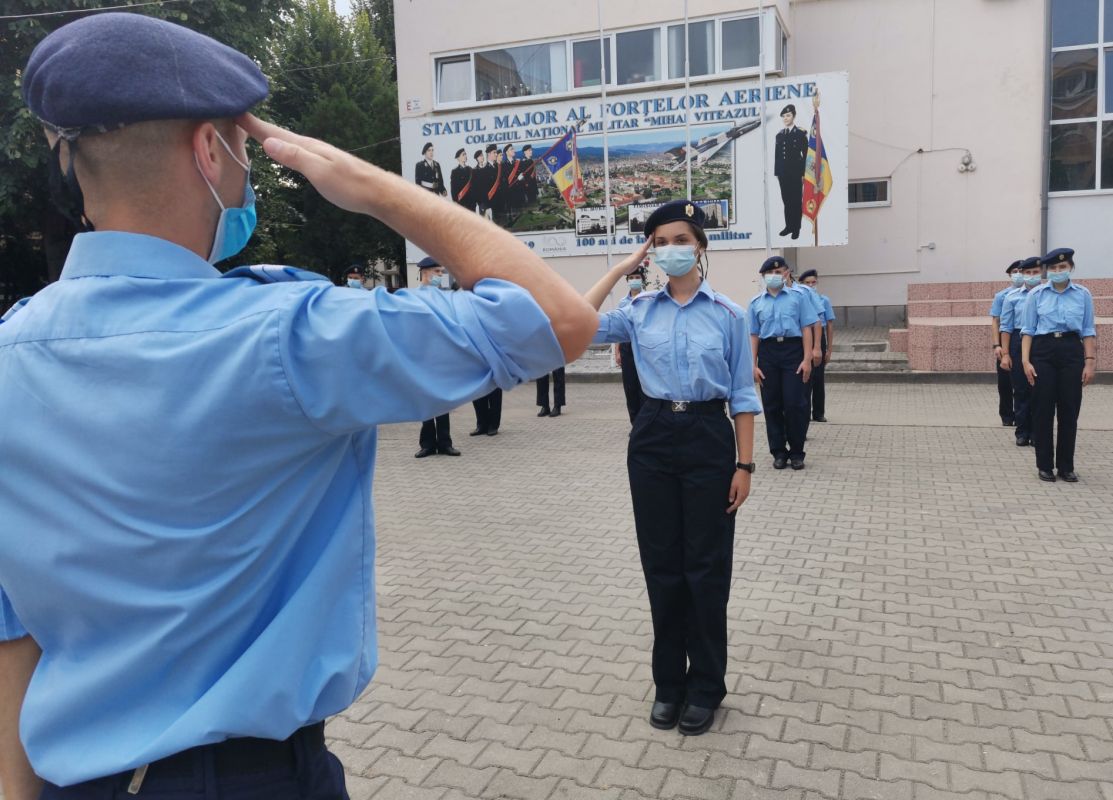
23, 13, 268, 134
1018, 257, 1041, 270
1006, 260, 1023, 273
643, 200, 706, 238
760, 256, 787, 274
1040, 248, 1074, 266
799, 269, 818, 281
417, 257, 439, 269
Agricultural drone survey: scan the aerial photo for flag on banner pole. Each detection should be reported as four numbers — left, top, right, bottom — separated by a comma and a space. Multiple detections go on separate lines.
541, 128, 585, 212
802, 94, 833, 244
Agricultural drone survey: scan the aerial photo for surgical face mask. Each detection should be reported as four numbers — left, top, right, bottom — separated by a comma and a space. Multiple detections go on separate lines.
196, 131, 256, 264
1023, 274, 1041, 287
654, 245, 697, 277
627, 279, 643, 292
1010, 273, 1024, 286
764, 273, 785, 290
430, 274, 445, 289
1049, 269, 1071, 284
347, 278, 362, 289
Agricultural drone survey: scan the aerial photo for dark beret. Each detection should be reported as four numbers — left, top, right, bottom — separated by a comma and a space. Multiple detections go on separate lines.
455, 148, 466, 159
422, 142, 434, 155
760, 256, 788, 274
643, 200, 706, 238
780, 104, 796, 116
474, 150, 483, 159
1006, 260, 1023, 274
485, 144, 499, 153
1040, 247, 1074, 266
23, 13, 267, 134
503, 144, 515, 153
522, 144, 533, 152
416, 256, 439, 270
799, 269, 818, 281
1019, 257, 1041, 270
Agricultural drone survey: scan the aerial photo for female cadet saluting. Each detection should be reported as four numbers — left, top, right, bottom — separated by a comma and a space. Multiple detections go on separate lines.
585, 200, 761, 737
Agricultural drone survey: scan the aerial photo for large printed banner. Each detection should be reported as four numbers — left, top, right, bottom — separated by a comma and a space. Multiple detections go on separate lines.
400, 71, 848, 261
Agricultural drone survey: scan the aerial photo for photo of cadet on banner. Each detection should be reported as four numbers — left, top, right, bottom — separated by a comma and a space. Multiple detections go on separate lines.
400, 71, 848, 260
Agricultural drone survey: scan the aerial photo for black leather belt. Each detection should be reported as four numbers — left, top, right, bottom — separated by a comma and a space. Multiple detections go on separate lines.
1037, 332, 1079, 339
760, 336, 802, 343
645, 398, 725, 415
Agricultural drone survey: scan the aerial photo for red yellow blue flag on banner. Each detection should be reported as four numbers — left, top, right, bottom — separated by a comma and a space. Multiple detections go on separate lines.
802, 98, 833, 241
541, 129, 585, 211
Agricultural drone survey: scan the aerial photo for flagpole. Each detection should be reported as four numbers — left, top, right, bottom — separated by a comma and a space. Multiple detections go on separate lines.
813, 92, 820, 247
684, 0, 692, 199
758, 0, 771, 256
597, 0, 613, 269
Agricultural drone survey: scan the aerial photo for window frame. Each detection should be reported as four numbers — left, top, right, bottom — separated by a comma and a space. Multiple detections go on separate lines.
847, 178, 892, 209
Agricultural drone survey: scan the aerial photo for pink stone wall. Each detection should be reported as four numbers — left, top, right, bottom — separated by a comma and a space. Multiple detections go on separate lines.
889, 329, 908, 353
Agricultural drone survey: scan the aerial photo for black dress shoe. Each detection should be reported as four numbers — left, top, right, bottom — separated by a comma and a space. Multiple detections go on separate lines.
1059, 471, 1079, 482
1038, 470, 1056, 482
1015, 437, 1029, 447
813, 416, 827, 422
790, 458, 805, 471
791, 231, 800, 240
678, 704, 715, 736
778, 226, 790, 236
486, 428, 499, 436
550, 406, 562, 417
439, 446, 461, 456
1002, 418, 1015, 427
648, 701, 681, 730
414, 447, 436, 458
773, 457, 788, 470
537, 407, 550, 417
469, 428, 487, 436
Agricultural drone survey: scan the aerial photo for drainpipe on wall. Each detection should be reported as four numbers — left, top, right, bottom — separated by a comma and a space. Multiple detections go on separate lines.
1040, 0, 1051, 253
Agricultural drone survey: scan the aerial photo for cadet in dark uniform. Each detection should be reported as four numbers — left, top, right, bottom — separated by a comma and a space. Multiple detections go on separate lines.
414, 257, 462, 458
472, 149, 493, 220
414, 142, 446, 195
486, 144, 506, 223
774, 105, 808, 239
520, 144, 539, 205
449, 148, 473, 210
535, 368, 566, 417
587, 200, 761, 737
1021, 248, 1098, 482
503, 143, 522, 218
800, 269, 835, 422
991, 261, 1024, 425
748, 256, 818, 469
615, 267, 647, 423
999, 257, 1041, 447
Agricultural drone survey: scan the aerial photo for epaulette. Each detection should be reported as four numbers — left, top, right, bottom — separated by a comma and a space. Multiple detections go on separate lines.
631, 290, 657, 303
0, 297, 31, 324
221, 265, 331, 284
713, 296, 738, 318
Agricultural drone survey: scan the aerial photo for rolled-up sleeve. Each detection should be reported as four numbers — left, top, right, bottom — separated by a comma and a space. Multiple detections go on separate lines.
1082, 292, 1097, 338
1020, 291, 1039, 336
989, 292, 1005, 317
281, 278, 564, 433
999, 298, 1015, 333
592, 307, 633, 345
728, 310, 762, 416
0, 586, 27, 641
823, 297, 835, 323
799, 295, 819, 328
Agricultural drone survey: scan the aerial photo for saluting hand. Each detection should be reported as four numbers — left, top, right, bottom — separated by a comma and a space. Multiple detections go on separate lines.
1023, 361, 1037, 386
726, 470, 751, 513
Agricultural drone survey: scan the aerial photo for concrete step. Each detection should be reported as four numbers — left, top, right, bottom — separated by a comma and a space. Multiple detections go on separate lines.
833, 340, 888, 353
825, 350, 909, 372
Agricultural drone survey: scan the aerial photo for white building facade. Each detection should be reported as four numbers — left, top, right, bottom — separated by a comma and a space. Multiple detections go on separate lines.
394, 0, 1101, 324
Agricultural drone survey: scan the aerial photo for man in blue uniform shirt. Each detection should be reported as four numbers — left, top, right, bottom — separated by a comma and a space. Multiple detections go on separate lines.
998, 257, 1042, 447
990, 261, 1024, 425
749, 257, 818, 469
413, 256, 462, 458
0, 13, 598, 799
1020, 248, 1098, 482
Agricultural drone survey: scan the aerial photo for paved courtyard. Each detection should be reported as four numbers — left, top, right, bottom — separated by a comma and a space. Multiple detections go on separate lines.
330, 382, 1113, 800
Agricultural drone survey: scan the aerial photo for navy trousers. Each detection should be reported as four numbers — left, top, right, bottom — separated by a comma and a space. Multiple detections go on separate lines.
1030, 334, 1084, 474
39, 725, 347, 800
997, 362, 1014, 423
419, 413, 452, 451
618, 342, 644, 424
807, 332, 827, 420
627, 400, 736, 709
536, 367, 566, 409
1007, 332, 1031, 440
471, 388, 502, 432
758, 338, 808, 459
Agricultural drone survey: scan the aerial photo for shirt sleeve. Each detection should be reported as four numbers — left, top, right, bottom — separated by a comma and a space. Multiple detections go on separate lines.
728, 308, 763, 416
799, 293, 820, 327
592, 305, 634, 344
999, 297, 1014, 333
0, 586, 28, 641
1081, 290, 1097, 338
823, 297, 835, 323
1020, 289, 1039, 336
809, 290, 824, 322
280, 278, 565, 434
990, 291, 1005, 317
747, 299, 760, 335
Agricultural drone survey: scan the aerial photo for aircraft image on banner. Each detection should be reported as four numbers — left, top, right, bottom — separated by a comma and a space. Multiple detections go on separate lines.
666, 120, 762, 171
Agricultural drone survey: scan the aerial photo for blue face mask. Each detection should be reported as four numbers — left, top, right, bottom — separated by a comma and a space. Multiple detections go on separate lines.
196, 131, 256, 264
1023, 274, 1041, 287
654, 245, 697, 277
347, 278, 362, 289
430, 274, 444, 289
1010, 273, 1024, 286
627, 279, 643, 292
764, 274, 785, 290
1049, 270, 1071, 284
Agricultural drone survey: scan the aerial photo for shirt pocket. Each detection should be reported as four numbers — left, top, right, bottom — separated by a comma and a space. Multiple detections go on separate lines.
636, 331, 672, 377
688, 331, 727, 386
1061, 299, 1084, 333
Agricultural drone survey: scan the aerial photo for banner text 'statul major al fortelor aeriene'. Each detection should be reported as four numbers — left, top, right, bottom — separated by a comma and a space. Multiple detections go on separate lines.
401, 71, 848, 261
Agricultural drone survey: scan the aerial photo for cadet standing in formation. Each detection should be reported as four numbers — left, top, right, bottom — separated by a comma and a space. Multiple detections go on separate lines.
990, 261, 1024, 426
520, 144, 539, 204
749, 257, 818, 469
615, 266, 647, 423
449, 148, 473, 210
0, 13, 599, 798
586, 200, 760, 737
1021, 248, 1098, 482
472, 149, 493, 220
800, 269, 836, 422
414, 141, 446, 196
414, 257, 462, 458
998, 257, 1041, 447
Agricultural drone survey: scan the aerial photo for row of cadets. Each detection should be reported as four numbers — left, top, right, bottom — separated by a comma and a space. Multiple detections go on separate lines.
989, 261, 1023, 426
998, 257, 1042, 448
799, 269, 836, 423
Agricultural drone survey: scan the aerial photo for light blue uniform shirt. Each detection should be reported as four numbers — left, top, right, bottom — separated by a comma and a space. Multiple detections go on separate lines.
792, 283, 825, 323
999, 286, 1032, 332
1020, 281, 1097, 337
820, 294, 835, 325
0, 232, 563, 785
747, 286, 820, 339
989, 285, 1015, 317
593, 281, 761, 416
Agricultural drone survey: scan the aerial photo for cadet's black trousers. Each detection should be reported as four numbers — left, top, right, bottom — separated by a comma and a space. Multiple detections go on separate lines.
471, 389, 502, 433
1030, 334, 1084, 474
778, 174, 803, 235
1007, 332, 1032, 440
536, 367, 566, 409
627, 399, 736, 708
419, 414, 452, 451
619, 342, 645, 424
996, 361, 1014, 423
758, 338, 808, 459
807, 332, 827, 420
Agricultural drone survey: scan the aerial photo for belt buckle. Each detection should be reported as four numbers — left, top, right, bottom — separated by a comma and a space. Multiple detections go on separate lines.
776, 336, 785, 342
1053, 332, 1063, 338
671, 401, 689, 413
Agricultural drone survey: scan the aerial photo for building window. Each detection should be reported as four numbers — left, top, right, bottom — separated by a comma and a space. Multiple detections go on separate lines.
721, 17, 760, 72
616, 28, 660, 85
474, 43, 567, 101
848, 179, 890, 207
436, 55, 471, 104
1051, 50, 1098, 119
667, 21, 714, 79
1052, 0, 1098, 47
573, 38, 612, 88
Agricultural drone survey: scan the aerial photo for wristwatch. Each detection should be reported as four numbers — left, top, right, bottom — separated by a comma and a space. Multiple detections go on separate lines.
736, 461, 756, 473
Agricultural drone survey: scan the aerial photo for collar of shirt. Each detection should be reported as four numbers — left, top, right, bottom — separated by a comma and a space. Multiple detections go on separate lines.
654, 280, 713, 308
61, 232, 221, 281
